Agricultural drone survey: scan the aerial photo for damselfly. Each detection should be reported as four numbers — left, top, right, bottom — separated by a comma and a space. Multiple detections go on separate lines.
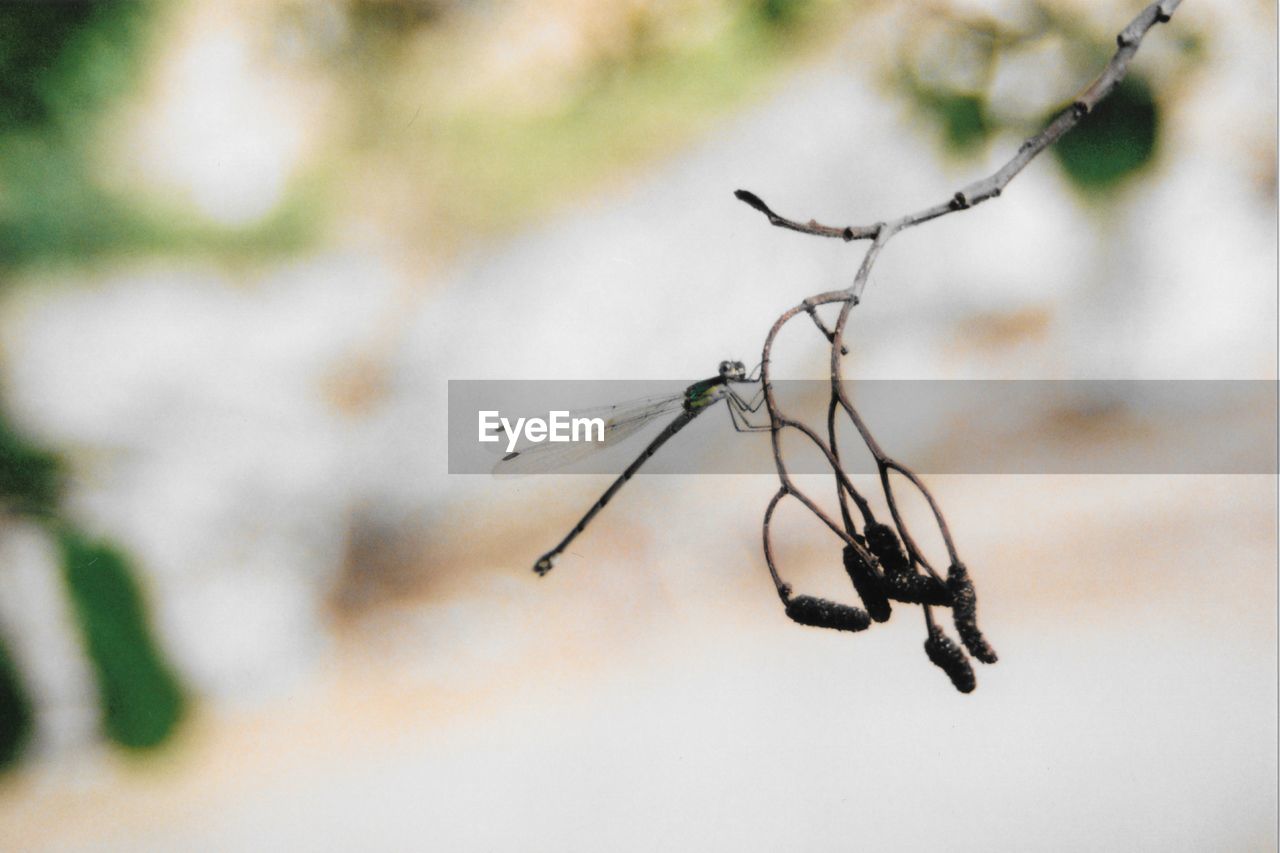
495, 360, 767, 575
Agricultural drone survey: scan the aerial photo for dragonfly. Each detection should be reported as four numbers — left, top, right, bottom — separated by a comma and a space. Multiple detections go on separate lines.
494, 360, 768, 576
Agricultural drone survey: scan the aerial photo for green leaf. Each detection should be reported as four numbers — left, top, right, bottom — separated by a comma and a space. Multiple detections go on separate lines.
911, 86, 993, 157
934, 91, 991, 155
0, 1, 153, 135
57, 528, 186, 751
0, 3, 96, 132
1051, 74, 1159, 193
0, 408, 62, 518
756, 0, 811, 28
0, 630, 34, 772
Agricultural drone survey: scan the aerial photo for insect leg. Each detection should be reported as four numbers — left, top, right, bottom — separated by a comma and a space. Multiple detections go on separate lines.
725, 394, 771, 432
734, 384, 766, 413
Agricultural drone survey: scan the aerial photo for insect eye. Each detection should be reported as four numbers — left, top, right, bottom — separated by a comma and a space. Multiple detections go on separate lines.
719, 360, 732, 374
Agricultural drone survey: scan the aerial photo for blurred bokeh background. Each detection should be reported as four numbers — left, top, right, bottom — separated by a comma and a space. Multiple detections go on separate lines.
0, 0, 1274, 849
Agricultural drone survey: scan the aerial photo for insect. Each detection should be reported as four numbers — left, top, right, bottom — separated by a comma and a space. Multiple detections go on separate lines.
494, 360, 767, 575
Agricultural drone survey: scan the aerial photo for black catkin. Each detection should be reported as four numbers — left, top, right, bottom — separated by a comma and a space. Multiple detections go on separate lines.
924, 625, 976, 693
864, 522, 909, 574
785, 595, 871, 633
948, 562, 998, 663
864, 522, 951, 606
843, 543, 891, 623
882, 571, 952, 606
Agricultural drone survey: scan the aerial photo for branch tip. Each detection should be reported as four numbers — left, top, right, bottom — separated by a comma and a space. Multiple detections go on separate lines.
734, 189, 770, 215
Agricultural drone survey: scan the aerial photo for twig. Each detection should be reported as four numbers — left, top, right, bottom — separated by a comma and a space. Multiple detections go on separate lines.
733, 190, 878, 242
747, 0, 1182, 692
737, 0, 1181, 297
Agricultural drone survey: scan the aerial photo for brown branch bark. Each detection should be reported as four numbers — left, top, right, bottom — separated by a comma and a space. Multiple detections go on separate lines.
738, 0, 1182, 300
750, 0, 1184, 692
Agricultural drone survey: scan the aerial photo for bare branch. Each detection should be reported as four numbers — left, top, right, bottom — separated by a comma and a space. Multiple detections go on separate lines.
737, 0, 1182, 297
748, 0, 1184, 692
732, 190, 878, 241
956, 0, 1182, 211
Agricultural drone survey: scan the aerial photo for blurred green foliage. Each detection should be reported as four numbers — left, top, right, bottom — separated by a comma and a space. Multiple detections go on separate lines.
0, 408, 54, 773
914, 88, 992, 156
0, 132, 321, 269
756, 0, 813, 28
1050, 75, 1159, 194
0, 411, 62, 519
0, 2, 193, 760
389, 3, 848, 242
346, 0, 445, 35
0, 630, 34, 771
890, 5, 1183, 194
0, 402, 186, 767
0, 2, 149, 133
0, 1, 153, 268
0, 0, 317, 271
57, 528, 185, 750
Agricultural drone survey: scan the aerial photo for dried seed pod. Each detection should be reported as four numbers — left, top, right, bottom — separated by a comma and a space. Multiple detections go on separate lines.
864, 522, 910, 574
881, 571, 951, 606
948, 562, 998, 664
843, 543, 891, 623
785, 595, 871, 633
864, 522, 950, 606
924, 625, 976, 693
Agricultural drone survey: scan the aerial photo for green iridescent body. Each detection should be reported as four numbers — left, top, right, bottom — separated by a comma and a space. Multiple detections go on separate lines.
684, 376, 727, 410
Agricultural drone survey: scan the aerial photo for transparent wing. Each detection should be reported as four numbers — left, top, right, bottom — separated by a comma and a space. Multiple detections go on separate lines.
491, 392, 685, 474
